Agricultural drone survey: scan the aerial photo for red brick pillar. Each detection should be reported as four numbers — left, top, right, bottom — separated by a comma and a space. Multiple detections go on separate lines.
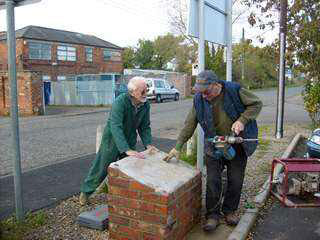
107, 151, 202, 240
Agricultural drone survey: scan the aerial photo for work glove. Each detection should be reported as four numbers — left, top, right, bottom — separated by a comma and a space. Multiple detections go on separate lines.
163, 148, 180, 162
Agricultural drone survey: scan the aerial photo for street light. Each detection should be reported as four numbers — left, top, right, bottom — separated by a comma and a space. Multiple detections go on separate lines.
0, 0, 41, 222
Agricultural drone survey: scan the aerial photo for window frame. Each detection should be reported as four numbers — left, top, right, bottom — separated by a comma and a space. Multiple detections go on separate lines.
28, 42, 52, 60
57, 75, 66, 81
85, 47, 93, 62
57, 45, 77, 61
42, 75, 51, 82
103, 49, 112, 61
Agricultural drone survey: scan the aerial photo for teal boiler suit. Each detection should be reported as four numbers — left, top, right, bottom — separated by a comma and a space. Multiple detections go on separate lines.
80, 93, 152, 195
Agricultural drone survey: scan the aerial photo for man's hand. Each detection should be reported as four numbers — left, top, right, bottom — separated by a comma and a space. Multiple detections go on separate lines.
163, 148, 180, 162
231, 121, 244, 135
126, 150, 145, 159
146, 145, 159, 154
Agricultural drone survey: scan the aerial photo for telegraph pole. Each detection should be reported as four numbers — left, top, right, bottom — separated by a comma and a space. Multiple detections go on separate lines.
275, 0, 287, 139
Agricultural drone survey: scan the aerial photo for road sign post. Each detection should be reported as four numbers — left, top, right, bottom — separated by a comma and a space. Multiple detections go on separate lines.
226, 0, 232, 82
1, 0, 41, 222
197, 0, 205, 171
188, 0, 233, 171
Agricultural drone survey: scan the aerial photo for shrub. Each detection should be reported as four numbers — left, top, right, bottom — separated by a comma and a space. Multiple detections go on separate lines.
302, 80, 320, 126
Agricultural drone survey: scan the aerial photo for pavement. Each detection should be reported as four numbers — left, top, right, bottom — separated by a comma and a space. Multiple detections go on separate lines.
44, 106, 109, 117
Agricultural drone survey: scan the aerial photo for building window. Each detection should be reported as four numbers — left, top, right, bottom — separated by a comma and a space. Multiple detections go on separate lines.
103, 49, 121, 61
57, 45, 76, 61
103, 49, 112, 61
57, 76, 66, 81
85, 47, 93, 62
42, 75, 51, 82
29, 42, 51, 60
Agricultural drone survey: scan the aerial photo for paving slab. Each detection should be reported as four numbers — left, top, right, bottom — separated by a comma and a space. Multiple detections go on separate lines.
187, 223, 234, 240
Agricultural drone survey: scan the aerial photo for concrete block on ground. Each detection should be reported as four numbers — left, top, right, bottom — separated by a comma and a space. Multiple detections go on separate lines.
107, 150, 202, 240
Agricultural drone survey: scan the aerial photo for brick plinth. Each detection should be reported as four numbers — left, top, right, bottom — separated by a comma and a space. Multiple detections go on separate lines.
107, 151, 202, 240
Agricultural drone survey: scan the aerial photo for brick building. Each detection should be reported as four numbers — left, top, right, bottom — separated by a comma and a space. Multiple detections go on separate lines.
0, 26, 123, 114
0, 25, 123, 80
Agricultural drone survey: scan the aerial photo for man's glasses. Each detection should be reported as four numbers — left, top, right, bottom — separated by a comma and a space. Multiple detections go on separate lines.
141, 87, 149, 95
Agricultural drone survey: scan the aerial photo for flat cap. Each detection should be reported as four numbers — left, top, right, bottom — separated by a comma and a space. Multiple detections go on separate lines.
194, 70, 219, 92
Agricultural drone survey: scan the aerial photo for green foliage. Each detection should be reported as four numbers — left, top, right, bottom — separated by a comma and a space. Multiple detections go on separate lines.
302, 81, 320, 126
180, 151, 197, 166
204, 43, 226, 80
232, 41, 278, 89
287, 0, 320, 81
153, 34, 182, 70
135, 39, 155, 69
125, 34, 196, 73
0, 211, 48, 240
244, 201, 256, 209
211, 46, 226, 80
175, 43, 197, 74
243, 0, 320, 86
123, 47, 135, 69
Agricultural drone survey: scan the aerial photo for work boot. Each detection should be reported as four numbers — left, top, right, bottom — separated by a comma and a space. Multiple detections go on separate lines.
224, 212, 240, 226
96, 181, 108, 194
203, 218, 219, 232
79, 192, 89, 206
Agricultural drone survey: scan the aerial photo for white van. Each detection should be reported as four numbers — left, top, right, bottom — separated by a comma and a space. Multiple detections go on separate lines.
145, 78, 180, 103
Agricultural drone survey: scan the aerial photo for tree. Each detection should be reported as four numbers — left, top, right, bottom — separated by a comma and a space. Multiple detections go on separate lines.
244, 0, 320, 122
211, 46, 226, 80
122, 47, 135, 69
175, 43, 197, 73
232, 41, 278, 88
135, 39, 155, 69
243, 0, 320, 79
153, 34, 183, 70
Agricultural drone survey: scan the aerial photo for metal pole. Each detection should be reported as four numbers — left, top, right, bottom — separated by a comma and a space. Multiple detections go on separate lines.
241, 28, 245, 81
226, 0, 232, 82
275, 0, 287, 139
196, 0, 205, 171
6, 0, 24, 221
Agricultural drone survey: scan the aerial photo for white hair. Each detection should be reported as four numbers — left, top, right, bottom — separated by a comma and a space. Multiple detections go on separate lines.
127, 76, 146, 93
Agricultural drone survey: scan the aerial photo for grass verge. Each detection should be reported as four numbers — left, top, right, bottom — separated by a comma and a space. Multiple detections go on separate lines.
0, 211, 48, 240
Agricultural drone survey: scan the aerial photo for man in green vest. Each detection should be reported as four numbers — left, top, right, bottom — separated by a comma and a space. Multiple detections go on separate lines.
79, 76, 156, 205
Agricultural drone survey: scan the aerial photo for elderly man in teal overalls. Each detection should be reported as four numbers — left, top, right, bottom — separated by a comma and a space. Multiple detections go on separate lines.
79, 76, 156, 205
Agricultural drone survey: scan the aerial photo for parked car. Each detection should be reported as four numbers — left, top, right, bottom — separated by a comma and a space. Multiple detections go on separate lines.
306, 128, 320, 158
146, 78, 180, 103
114, 83, 128, 98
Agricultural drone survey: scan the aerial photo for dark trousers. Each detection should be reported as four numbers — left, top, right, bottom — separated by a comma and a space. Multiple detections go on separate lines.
205, 144, 247, 219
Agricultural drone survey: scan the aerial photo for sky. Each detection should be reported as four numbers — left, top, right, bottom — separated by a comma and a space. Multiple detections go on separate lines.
0, 0, 278, 48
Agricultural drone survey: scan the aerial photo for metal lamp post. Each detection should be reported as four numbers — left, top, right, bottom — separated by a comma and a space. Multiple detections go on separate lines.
0, 0, 41, 222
